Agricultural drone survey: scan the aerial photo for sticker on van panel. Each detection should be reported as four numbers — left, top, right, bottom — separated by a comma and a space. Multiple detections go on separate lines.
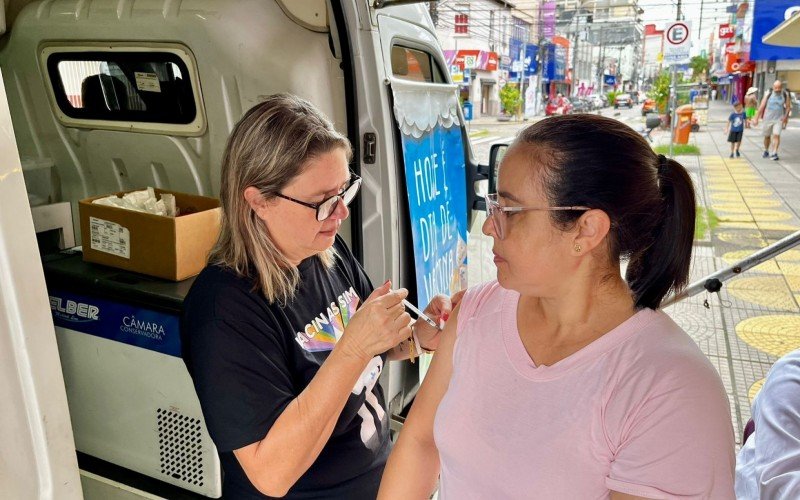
134, 71, 162, 93
49, 289, 181, 357
89, 217, 130, 259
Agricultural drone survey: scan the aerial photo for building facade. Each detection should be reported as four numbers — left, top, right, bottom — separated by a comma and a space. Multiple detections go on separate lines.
434, 0, 537, 117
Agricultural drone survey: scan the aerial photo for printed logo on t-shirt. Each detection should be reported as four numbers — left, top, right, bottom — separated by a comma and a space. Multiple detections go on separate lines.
294, 286, 360, 352
293, 286, 387, 448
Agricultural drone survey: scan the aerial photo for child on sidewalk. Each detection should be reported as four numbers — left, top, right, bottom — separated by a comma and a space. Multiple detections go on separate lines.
725, 101, 746, 158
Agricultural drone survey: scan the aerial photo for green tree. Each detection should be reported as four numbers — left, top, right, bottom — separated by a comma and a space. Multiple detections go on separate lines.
689, 55, 709, 82
649, 70, 671, 114
499, 84, 522, 117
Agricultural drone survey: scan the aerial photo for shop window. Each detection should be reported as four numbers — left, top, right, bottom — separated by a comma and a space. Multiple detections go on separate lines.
391, 46, 446, 84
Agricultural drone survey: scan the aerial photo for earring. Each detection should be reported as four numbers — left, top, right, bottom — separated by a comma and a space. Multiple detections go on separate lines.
574, 243, 582, 253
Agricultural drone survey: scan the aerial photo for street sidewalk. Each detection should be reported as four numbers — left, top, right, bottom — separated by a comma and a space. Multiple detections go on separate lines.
658, 99, 800, 445
466, 113, 543, 128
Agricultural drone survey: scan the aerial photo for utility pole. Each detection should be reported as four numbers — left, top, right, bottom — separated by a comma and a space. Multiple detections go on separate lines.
698, 0, 704, 40
534, 38, 545, 116
429, 1, 438, 27
572, 10, 583, 95
597, 39, 606, 95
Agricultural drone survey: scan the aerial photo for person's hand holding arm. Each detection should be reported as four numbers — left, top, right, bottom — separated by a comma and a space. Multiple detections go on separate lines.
234, 281, 411, 497
386, 290, 464, 361
414, 289, 465, 352
378, 301, 462, 499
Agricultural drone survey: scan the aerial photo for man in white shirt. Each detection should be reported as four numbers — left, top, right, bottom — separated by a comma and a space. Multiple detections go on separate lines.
736, 349, 800, 498
752, 80, 792, 161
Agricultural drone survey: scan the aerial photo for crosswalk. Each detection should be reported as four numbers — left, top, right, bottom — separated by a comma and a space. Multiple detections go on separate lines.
469, 134, 516, 145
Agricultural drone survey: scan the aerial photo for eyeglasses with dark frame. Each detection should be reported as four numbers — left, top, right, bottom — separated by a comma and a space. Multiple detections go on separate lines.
275, 174, 362, 221
484, 193, 591, 240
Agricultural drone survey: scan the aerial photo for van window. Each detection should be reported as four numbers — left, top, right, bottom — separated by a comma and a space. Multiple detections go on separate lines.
391, 46, 446, 84
46, 51, 197, 125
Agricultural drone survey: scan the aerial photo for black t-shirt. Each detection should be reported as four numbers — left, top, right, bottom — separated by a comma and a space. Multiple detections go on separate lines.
181, 236, 390, 499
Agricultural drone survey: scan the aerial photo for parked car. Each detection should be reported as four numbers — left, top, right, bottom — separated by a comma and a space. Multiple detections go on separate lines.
614, 93, 633, 109
586, 94, 604, 110
641, 98, 656, 116
569, 96, 589, 113
545, 96, 572, 116
599, 94, 609, 107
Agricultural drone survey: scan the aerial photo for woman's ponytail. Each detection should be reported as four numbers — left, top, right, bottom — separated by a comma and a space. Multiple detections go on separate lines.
626, 155, 696, 309
517, 116, 697, 310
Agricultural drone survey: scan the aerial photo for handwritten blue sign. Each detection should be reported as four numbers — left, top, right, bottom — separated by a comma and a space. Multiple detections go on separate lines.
400, 124, 468, 307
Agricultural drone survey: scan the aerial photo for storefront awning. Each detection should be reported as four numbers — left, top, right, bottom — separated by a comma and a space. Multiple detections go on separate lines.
763, 13, 800, 47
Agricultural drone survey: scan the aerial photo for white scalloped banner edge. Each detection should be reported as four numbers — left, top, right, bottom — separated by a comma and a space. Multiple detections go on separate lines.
391, 79, 462, 139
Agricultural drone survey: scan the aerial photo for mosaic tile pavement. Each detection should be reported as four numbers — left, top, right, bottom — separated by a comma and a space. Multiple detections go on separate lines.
666, 149, 800, 446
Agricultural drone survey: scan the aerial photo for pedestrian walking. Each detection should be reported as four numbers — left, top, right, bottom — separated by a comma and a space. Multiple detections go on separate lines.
744, 87, 758, 128
725, 102, 746, 158
753, 80, 792, 161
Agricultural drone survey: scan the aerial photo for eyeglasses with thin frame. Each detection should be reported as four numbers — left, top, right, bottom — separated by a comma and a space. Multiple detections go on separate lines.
484, 193, 591, 240
275, 174, 362, 221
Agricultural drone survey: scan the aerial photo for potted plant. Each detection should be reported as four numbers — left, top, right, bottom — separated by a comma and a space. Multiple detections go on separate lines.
649, 70, 671, 128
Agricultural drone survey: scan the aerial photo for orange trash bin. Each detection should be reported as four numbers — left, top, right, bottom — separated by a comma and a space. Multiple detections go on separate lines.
673, 105, 694, 144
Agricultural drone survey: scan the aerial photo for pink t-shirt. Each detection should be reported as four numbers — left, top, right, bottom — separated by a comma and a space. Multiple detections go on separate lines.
434, 281, 735, 499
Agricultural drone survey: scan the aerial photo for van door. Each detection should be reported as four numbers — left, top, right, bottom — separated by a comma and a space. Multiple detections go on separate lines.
0, 70, 82, 499
334, 3, 481, 415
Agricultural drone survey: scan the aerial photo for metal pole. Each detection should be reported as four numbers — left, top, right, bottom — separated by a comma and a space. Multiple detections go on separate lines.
519, 38, 526, 119
535, 38, 546, 116
663, 230, 800, 307
573, 13, 581, 94
669, 63, 676, 157
597, 40, 604, 94
668, 3, 681, 157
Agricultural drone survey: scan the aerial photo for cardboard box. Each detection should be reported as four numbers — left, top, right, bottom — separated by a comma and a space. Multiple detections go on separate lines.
79, 189, 221, 281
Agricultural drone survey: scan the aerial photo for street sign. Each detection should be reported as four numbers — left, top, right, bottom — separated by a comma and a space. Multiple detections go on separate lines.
664, 21, 691, 64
